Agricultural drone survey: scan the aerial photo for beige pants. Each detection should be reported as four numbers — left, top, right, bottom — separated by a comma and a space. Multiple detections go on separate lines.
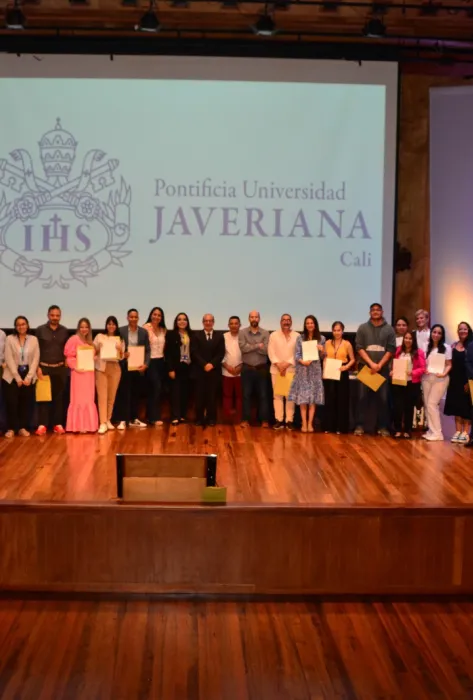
95, 363, 121, 424
271, 373, 295, 422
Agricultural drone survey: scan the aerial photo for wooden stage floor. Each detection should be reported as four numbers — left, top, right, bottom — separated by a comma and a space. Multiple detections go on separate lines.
1, 597, 473, 700
0, 420, 471, 506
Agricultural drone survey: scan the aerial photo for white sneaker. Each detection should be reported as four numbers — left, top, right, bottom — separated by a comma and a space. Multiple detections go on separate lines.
130, 419, 147, 428
451, 431, 461, 443
107, 421, 115, 431
425, 434, 443, 441
458, 432, 470, 444
98, 423, 108, 435
117, 421, 126, 430
154, 420, 164, 426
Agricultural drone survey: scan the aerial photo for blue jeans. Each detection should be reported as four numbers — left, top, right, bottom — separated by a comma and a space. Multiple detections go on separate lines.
356, 377, 390, 431
241, 365, 270, 423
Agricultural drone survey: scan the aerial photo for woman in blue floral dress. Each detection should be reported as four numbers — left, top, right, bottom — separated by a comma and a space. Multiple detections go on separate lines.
288, 315, 326, 432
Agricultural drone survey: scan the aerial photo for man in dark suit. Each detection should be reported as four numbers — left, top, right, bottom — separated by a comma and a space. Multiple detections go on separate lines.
191, 314, 225, 426
114, 308, 151, 429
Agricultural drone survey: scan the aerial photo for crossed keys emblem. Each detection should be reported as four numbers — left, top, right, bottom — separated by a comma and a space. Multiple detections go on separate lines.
0, 149, 119, 208
0, 119, 132, 289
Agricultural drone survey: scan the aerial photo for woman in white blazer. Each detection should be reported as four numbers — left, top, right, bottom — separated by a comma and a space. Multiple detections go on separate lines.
2, 316, 39, 437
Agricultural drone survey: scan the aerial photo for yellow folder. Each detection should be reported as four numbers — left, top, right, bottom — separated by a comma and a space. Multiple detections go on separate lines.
357, 365, 386, 392
35, 376, 52, 402
274, 372, 294, 397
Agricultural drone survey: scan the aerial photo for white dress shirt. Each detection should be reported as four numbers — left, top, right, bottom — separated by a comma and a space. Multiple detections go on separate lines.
416, 328, 430, 354
222, 332, 242, 377
268, 330, 300, 375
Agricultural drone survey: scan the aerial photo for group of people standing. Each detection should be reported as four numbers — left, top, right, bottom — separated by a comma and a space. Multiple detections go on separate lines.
0, 302, 469, 441
356, 305, 473, 443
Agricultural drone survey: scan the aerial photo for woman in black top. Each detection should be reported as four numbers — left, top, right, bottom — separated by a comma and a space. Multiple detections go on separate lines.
164, 312, 192, 425
444, 321, 473, 443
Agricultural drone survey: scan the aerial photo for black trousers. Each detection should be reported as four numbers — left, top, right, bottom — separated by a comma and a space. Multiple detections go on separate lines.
322, 370, 350, 433
3, 379, 34, 432
392, 382, 420, 433
37, 365, 68, 428
115, 363, 143, 423
170, 363, 191, 421
194, 369, 219, 422
147, 358, 166, 422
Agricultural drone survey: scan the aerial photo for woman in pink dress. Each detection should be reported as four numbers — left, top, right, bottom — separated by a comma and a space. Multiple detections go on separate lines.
64, 318, 99, 433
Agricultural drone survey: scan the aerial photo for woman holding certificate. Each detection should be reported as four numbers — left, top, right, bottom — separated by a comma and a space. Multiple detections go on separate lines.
322, 321, 355, 434
64, 318, 99, 433
94, 316, 125, 435
444, 321, 473, 444
391, 331, 426, 439
288, 315, 326, 433
2, 315, 39, 438
143, 307, 167, 427
421, 324, 452, 441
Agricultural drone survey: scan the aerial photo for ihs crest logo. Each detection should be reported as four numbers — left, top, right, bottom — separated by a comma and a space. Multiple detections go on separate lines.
0, 118, 131, 288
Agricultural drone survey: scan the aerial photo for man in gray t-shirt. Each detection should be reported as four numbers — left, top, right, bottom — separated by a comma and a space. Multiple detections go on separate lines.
239, 311, 270, 427
354, 302, 396, 436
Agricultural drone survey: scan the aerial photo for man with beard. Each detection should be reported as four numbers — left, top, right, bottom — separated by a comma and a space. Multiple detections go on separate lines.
239, 310, 270, 428
268, 314, 299, 430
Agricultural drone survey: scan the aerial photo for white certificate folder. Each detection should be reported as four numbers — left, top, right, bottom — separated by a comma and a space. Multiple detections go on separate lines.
302, 341, 319, 362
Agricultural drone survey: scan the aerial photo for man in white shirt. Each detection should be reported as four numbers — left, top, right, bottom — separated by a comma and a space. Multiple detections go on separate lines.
414, 308, 430, 429
415, 309, 430, 354
222, 316, 243, 422
268, 314, 299, 430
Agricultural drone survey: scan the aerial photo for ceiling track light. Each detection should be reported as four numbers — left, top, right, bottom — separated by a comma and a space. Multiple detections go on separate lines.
251, 6, 277, 36
5, 0, 25, 30
135, 0, 160, 32
363, 16, 386, 38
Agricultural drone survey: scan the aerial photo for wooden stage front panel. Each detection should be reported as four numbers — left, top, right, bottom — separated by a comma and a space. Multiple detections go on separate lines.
1, 501, 473, 594
1, 425, 473, 595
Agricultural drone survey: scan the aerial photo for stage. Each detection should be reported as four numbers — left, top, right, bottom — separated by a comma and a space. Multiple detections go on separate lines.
0, 422, 471, 505
1, 422, 473, 595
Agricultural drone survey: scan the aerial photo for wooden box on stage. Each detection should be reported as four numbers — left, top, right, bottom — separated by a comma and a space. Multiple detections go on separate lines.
116, 453, 226, 503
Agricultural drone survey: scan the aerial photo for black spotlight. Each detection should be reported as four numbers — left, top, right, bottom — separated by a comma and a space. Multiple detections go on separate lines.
5, 2, 25, 29
363, 17, 386, 37
136, 2, 161, 32
252, 13, 277, 36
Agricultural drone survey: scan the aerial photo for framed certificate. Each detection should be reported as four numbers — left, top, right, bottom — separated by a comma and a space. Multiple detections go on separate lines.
128, 345, 145, 370
77, 345, 95, 372
100, 337, 120, 361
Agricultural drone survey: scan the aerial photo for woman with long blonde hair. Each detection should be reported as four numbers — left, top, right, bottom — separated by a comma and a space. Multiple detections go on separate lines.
64, 317, 99, 433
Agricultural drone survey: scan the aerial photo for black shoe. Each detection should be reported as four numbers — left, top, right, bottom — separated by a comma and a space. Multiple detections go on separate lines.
273, 421, 285, 431
208, 421, 216, 427
195, 420, 205, 427
286, 422, 295, 431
